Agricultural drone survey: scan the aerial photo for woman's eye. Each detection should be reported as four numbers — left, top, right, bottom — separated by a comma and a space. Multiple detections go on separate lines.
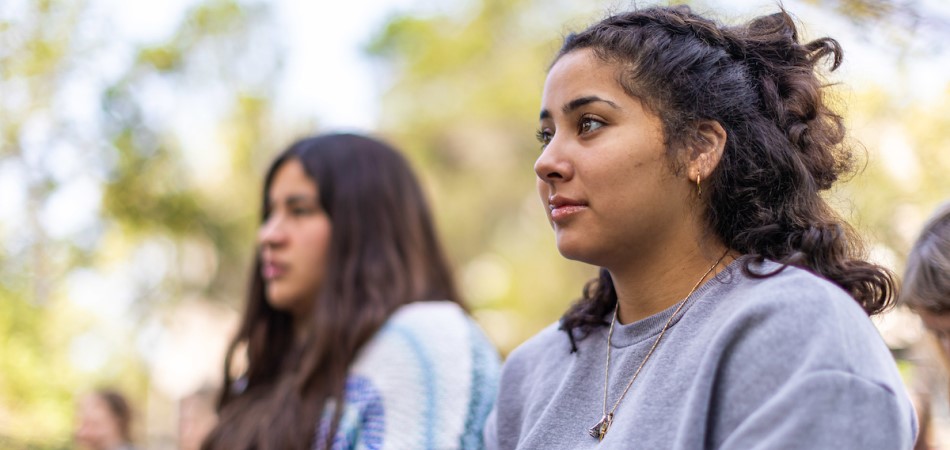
536, 129, 553, 149
580, 117, 604, 134
290, 206, 316, 216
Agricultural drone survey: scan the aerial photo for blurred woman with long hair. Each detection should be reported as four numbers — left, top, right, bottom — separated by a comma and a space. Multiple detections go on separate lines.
901, 201, 950, 449
203, 133, 499, 450
486, 5, 916, 449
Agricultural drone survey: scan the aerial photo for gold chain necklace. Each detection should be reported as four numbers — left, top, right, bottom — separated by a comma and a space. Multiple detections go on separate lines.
589, 251, 729, 441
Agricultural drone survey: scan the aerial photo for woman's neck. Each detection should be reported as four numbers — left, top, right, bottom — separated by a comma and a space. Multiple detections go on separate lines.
292, 307, 313, 345
608, 242, 734, 325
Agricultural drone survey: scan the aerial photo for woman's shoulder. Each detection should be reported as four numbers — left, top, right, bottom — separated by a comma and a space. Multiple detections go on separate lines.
505, 321, 572, 364
496, 321, 579, 390
724, 259, 870, 322
698, 261, 916, 447
345, 301, 500, 449
709, 259, 896, 378
387, 300, 473, 329
354, 300, 498, 371
375, 301, 497, 355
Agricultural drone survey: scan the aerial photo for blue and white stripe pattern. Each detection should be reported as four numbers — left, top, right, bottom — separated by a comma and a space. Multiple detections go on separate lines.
316, 301, 500, 450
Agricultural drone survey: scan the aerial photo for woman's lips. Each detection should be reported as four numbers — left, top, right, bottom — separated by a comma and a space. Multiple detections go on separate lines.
550, 204, 587, 221
548, 195, 588, 222
262, 262, 286, 280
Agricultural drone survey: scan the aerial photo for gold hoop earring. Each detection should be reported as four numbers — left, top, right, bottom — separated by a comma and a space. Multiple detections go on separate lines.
696, 175, 702, 196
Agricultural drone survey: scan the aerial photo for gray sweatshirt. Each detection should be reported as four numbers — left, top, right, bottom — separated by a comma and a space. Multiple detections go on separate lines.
484, 259, 917, 449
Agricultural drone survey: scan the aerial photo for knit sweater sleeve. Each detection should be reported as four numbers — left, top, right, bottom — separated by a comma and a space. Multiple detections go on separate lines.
318, 301, 500, 450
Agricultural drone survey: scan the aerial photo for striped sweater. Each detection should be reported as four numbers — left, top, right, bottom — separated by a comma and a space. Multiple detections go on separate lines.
316, 301, 500, 450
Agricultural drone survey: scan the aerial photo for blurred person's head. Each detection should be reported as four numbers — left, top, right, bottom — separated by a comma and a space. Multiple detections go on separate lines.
902, 202, 950, 355
75, 389, 133, 450
203, 133, 460, 449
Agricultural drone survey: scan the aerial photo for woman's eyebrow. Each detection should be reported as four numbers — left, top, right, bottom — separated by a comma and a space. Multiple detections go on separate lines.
285, 194, 317, 205
539, 95, 621, 120
269, 194, 317, 206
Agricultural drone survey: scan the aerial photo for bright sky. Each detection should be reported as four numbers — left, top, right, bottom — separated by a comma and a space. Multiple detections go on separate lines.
96, 0, 438, 131
270, 0, 423, 131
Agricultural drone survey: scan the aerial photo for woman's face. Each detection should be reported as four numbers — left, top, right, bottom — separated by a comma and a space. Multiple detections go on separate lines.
258, 158, 332, 318
75, 394, 123, 450
918, 309, 950, 358
535, 49, 693, 269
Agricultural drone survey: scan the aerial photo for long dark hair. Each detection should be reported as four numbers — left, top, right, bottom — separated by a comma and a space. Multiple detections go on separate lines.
556, 5, 895, 348
203, 133, 462, 450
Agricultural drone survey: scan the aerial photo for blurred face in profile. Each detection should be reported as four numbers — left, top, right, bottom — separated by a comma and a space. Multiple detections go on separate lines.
918, 309, 950, 358
258, 158, 333, 318
75, 394, 123, 450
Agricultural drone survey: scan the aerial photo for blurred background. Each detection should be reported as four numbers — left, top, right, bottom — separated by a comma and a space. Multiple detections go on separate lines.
1, 0, 948, 447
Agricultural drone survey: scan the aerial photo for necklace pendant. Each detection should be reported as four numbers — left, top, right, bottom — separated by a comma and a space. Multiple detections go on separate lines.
588, 413, 613, 441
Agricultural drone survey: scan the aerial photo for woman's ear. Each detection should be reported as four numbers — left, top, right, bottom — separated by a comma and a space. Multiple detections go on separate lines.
687, 120, 727, 182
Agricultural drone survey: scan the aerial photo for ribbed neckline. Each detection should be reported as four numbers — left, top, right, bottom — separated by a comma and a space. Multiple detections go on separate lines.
605, 257, 743, 348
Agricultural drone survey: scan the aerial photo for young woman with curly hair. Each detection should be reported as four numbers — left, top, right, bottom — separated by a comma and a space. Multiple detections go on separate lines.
485, 6, 916, 449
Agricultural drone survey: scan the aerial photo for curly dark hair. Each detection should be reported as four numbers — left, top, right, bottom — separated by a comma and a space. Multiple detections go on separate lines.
556, 5, 895, 351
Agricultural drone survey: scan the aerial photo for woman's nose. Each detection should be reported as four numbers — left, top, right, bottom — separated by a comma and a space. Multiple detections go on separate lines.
534, 138, 573, 183
258, 216, 287, 247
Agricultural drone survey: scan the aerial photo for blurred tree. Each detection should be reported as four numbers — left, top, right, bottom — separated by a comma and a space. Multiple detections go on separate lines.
0, 0, 284, 445
843, 87, 950, 263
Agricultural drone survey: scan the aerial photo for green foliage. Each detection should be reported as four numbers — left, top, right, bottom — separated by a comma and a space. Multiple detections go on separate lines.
102, 130, 205, 236
138, 46, 183, 72
842, 85, 950, 261
0, 287, 78, 446
0, 0, 282, 444
802, 0, 911, 24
